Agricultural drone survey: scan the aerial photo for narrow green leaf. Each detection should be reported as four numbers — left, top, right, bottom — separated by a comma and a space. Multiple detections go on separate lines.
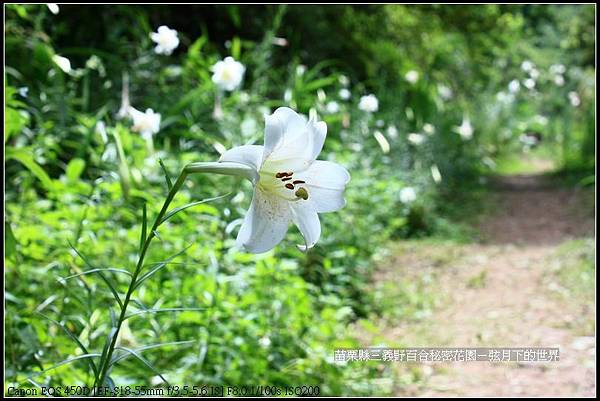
134, 244, 193, 290
5, 220, 18, 261
6, 147, 54, 191
140, 203, 147, 252
159, 193, 230, 225
59, 268, 132, 282
68, 242, 123, 310
112, 347, 169, 385
111, 341, 195, 365
125, 307, 207, 320
22, 354, 101, 381
158, 159, 173, 190
36, 313, 98, 376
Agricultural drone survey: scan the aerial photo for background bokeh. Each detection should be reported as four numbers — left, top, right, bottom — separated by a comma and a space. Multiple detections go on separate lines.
4, 4, 595, 396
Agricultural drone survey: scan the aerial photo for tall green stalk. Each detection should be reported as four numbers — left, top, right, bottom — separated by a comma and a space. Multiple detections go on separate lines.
92, 161, 257, 391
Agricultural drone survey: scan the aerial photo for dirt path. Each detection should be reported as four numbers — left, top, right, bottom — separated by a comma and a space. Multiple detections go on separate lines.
359, 174, 595, 396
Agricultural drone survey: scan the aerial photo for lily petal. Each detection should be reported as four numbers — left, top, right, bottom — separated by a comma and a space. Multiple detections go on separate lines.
219, 145, 264, 171
290, 200, 321, 251
295, 160, 350, 213
263, 107, 308, 162
236, 188, 291, 254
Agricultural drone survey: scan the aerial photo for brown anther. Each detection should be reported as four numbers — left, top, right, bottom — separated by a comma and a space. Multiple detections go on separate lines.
285, 172, 293, 177
282, 176, 293, 182
292, 180, 305, 184
275, 172, 285, 178
285, 183, 295, 190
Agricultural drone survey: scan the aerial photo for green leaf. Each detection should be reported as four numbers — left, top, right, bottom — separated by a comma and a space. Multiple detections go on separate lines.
112, 347, 169, 385
65, 158, 86, 181
23, 354, 101, 381
125, 307, 206, 320
6, 147, 54, 191
36, 313, 98, 376
158, 159, 173, 191
5, 220, 18, 261
68, 242, 123, 310
159, 193, 230, 225
111, 341, 195, 365
134, 244, 193, 291
59, 268, 132, 282
140, 203, 147, 253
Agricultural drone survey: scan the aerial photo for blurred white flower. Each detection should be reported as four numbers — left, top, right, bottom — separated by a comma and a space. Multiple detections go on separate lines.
399, 187, 417, 204
405, 70, 419, 84
437, 84, 453, 100
46, 3, 59, 14
423, 123, 435, 135
296, 65, 307, 76
129, 107, 161, 139
283, 88, 293, 103
431, 164, 442, 183
358, 94, 378, 113
150, 26, 179, 55
550, 64, 566, 75
52, 54, 72, 73
18, 87, 29, 97
568, 91, 581, 107
212, 57, 246, 91
219, 107, 350, 253
523, 78, 536, 90
533, 115, 548, 126
386, 125, 399, 139
259, 336, 271, 348
338, 88, 351, 100
408, 133, 425, 145
553, 74, 565, 86
325, 101, 340, 114
272, 37, 288, 47
454, 118, 474, 140
496, 91, 514, 104
529, 68, 540, 80
373, 130, 390, 154
521, 60, 534, 72
508, 79, 520, 93
375, 119, 385, 128
95, 121, 108, 144
519, 133, 539, 147
338, 75, 350, 86
241, 117, 258, 137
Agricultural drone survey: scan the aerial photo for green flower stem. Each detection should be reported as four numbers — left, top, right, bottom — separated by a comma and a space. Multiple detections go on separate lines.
93, 161, 255, 390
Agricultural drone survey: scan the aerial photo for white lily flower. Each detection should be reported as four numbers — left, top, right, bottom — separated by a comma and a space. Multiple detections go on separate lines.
358, 94, 378, 113
400, 187, 417, 204
52, 54, 72, 74
550, 64, 566, 75
553, 74, 565, 86
405, 70, 419, 84
219, 107, 350, 253
150, 25, 180, 55
523, 78, 536, 90
212, 57, 246, 92
521, 60, 534, 72
338, 88, 351, 100
454, 118, 474, 140
529, 68, 540, 79
325, 101, 340, 114
129, 107, 161, 139
568, 91, 581, 107
508, 79, 520, 93
437, 84, 453, 100
408, 133, 425, 145
373, 130, 390, 154
423, 123, 435, 135
46, 3, 59, 14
